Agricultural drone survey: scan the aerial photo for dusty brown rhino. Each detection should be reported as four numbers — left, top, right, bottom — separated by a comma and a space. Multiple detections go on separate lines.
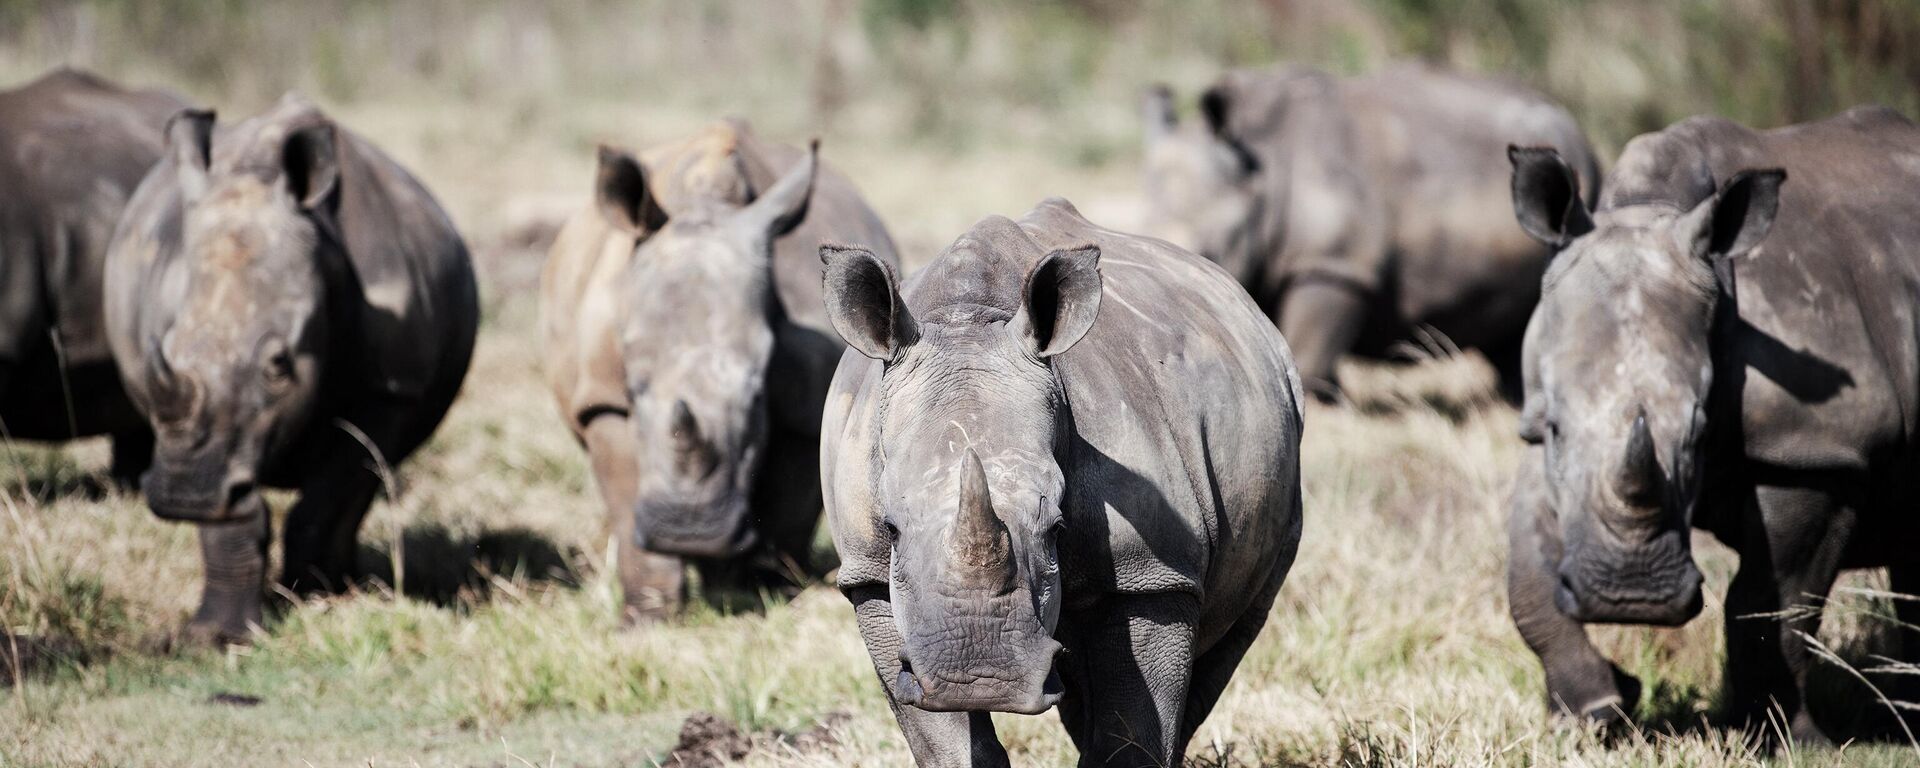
104, 96, 479, 642
821, 199, 1303, 766
1, 69, 186, 483
1143, 64, 1600, 399
541, 121, 899, 621
1506, 106, 1920, 744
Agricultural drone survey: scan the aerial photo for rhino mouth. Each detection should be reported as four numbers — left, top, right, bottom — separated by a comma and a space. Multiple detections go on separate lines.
1554, 567, 1704, 626
633, 496, 758, 559
142, 460, 263, 523
895, 656, 1065, 715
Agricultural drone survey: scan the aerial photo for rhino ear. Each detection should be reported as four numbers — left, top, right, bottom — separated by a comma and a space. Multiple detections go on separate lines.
1509, 145, 1594, 249
1198, 84, 1230, 138
1014, 245, 1102, 358
166, 108, 215, 201
822, 244, 915, 361
595, 145, 667, 236
282, 121, 339, 212
741, 139, 817, 240
1682, 168, 1786, 262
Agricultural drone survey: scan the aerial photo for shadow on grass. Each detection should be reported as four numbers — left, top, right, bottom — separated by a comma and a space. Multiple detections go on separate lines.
353, 523, 580, 608
0, 445, 115, 504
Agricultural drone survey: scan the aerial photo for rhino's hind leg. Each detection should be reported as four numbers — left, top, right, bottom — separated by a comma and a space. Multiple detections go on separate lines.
849, 586, 1011, 768
1508, 457, 1637, 723
581, 412, 685, 623
1057, 593, 1198, 767
185, 512, 270, 645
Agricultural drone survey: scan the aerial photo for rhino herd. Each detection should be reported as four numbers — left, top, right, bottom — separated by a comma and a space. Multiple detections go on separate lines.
4, 62, 1918, 762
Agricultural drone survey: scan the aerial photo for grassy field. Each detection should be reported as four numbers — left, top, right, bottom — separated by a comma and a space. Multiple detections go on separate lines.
7, 2, 1920, 766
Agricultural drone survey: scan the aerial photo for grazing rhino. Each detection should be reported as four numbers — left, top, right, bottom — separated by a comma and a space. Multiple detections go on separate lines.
821, 199, 1303, 766
541, 121, 898, 622
1505, 106, 1920, 743
1, 69, 187, 483
104, 96, 478, 643
1143, 64, 1599, 400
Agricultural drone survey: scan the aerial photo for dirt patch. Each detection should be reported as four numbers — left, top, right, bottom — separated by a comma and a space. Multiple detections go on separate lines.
660, 710, 848, 767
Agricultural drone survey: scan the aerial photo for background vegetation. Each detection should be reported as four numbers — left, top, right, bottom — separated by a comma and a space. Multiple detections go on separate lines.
5, 1, 1920, 765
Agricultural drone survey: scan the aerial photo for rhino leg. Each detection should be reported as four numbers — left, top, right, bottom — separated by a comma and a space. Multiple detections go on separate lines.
279, 428, 392, 595
1885, 563, 1920, 732
184, 511, 270, 645
1508, 454, 1638, 723
581, 413, 684, 624
1723, 484, 1847, 746
751, 426, 823, 582
849, 586, 1011, 768
1179, 573, 1281, 745
107, 426, 154, 492
1056, 593, 1198, 767
1276, 279, 1368, 402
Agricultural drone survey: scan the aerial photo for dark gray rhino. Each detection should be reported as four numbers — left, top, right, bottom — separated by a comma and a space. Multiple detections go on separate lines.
542, 121, 898, 622
104, 96, 478, 643
1506, 106, 1920, 743
1143, 64, 1599, 399
1, 69, 186, 483
821, 199, 1303, 766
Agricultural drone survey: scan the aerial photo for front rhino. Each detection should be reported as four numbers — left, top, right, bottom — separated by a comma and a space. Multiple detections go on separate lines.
821, 201, 1303, 766
105, 97, 478, 642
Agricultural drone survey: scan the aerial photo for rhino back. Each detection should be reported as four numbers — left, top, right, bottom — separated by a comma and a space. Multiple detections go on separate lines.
1709, 110, 1920, 471
1, 69, 185, 366
1021, 200, 1303, 633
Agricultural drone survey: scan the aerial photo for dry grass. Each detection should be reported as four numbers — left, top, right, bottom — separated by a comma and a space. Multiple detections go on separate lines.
5, 3, 1920, 766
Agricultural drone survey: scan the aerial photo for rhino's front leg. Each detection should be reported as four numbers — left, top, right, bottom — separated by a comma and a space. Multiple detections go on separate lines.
848, 587, 1010, 768
582, 413, 684, 623
1723, 484, 1848, 746
1057, 593, 1198, 768
1276, 278, 1369, 402
1507, 452, 1637, 722
185, 511, 270, 645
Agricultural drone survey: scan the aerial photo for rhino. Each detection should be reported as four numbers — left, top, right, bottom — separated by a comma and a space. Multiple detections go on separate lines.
1143, 64, 1600, 399
104, 96, 479, 643
1505, 106, 1920, 743
1, 69, 187, 484
541, 121, 899, 621
821, 199, 1303, 766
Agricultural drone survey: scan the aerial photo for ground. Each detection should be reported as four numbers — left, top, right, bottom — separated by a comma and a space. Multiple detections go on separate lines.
3, 90, 1918, 767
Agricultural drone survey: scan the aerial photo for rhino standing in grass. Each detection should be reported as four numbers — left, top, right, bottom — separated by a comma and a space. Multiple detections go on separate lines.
1, 69, 187, 484
1506, 106, 1920, 744
542, 121, 898, 622
105, 96, 478, 643
1143, 64, 1599, 400
821, 199, 1303, 766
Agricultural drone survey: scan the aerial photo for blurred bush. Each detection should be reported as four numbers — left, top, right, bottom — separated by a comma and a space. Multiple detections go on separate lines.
1, 0, 1916, 157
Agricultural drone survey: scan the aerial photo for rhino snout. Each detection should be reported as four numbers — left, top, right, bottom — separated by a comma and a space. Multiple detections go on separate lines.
894, 637, 1065, 715
1553, 547, 1704, 626
143, 463, 262, 523
632, 496, 757, 558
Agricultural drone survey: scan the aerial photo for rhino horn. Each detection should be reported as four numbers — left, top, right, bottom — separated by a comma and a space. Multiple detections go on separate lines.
950, 448, 1010, 569
1617, 408, 1665, 506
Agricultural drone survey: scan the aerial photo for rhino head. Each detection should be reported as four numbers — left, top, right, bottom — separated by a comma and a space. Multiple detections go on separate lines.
140, 106, 339, 523
595, 141, 817, 559
821, 230, 1102, 715
1508, 145, 1786, 626
1139, 83, 1263, 281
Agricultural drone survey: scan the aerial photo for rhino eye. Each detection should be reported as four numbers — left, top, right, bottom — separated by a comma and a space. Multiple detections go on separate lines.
262, 348, 294, 390
880, 516, 900, 546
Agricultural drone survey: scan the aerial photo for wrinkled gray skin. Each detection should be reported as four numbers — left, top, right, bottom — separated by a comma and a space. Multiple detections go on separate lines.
1506, 106, 1920, 744
541, 122, 899, 621
0, 69, 186, 484
822, 199, 1303, 766
1142, 64, 1600, 400
104, 96, 478, 643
